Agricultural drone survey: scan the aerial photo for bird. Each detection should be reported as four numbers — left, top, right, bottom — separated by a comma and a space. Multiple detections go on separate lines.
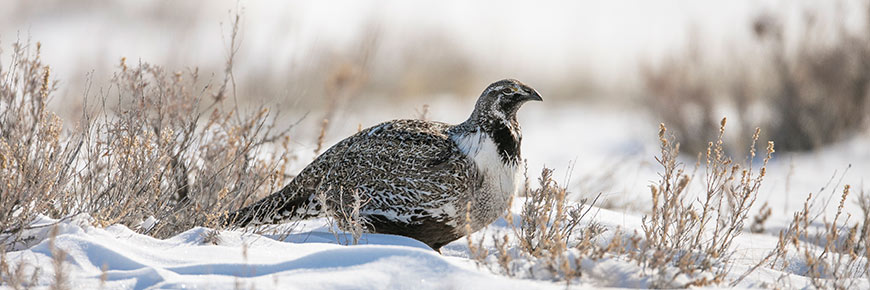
225, 79, 542, 252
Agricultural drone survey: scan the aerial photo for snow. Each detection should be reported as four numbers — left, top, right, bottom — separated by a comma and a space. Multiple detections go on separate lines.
6, 147, 869, 289
2, 96, 868, 289
2, 1, 870, 286
5, 215, 561, 290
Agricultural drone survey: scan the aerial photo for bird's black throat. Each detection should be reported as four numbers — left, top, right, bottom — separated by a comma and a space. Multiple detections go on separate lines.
484, 119, 521, 165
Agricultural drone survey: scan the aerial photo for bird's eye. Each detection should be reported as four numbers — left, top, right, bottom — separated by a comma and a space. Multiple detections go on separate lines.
501, 88, 514, 95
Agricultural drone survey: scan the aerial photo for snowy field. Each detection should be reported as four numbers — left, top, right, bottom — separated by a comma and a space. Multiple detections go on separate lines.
5, 214, 550, 289
3, 101, 869, 289
3, 0, 870, 289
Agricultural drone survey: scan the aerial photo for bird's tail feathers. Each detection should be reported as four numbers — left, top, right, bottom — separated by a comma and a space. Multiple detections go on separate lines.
223, 189, 319, 228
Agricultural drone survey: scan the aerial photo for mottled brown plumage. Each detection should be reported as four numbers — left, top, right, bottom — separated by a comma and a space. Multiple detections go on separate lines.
226, 79, 542, 251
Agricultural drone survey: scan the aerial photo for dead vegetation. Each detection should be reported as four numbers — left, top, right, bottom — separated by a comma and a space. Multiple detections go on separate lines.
76, 60, 291, 239
0, 12, 305, 286
461, 118, 778, 288
465, 166, 603, 284
0, 10, 296, 248
750, 202, 772, 234
466, 118, 868, 289
509, 167, 602, 280
0, 41, 84, 248
317, 188, 371, 245
3, 33, 867, 287
2, 5, 869, 289
636, 118, 773, 287
746, 180, 870, 290
644, 3, 870, 154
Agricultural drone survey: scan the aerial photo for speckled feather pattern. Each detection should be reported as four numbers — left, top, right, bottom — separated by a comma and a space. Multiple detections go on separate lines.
227, 79, 541, 251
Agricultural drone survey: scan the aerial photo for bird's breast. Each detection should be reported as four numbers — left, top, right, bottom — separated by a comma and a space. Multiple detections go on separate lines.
451, 131, 523, 217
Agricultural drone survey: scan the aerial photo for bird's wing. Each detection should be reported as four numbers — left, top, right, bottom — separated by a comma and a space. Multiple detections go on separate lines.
297, 119, 477, 224
227, 119, 477, 228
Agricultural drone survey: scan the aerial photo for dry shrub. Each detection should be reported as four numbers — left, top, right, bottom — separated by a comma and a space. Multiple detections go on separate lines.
510, 168, 602, 280
0, 245, 39, 289
644, 4, 870, 154
74, 58, 291, 238
752, 8, 870, 151
857, 186, 870, 263
514, 168, 595, 257
750, 202, 772, 234
466, 166, 603, 284
70, 11, 295, 239
48, 226, 68, 290
317, 188, 371, 245
0, 42, 84, 248
642, 39, 722, 156
752, 183, 870, 290
0, 11, 297, 245
466, 119, 774, 287
638, 118, 773, 287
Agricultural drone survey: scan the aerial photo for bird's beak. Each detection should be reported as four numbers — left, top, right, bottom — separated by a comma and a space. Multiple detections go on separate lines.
523, 88, 543, 102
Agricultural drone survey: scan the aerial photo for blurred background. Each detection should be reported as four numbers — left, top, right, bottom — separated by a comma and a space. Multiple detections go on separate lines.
2, 0, 868, 213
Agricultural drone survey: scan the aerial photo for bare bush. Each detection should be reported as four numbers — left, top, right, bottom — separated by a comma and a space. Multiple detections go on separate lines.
642, 41, 722, 156
318, 188, 371, 245
72, 58, 291, 238
466, 166, 603, 283
644, 5, 870, 153
514, 168, 596, 257
464, 119, 774, 287
509, 168, 601, 280
0, 42, 83, 248
756, 184, 870, 290
857, 186, 870, 260
638, 118, 773, 287
48, 226, 68, 290
750, 202, 772, 234
0, 11, 297, 245
753, 9, 870, 151
0, 245, 38, 289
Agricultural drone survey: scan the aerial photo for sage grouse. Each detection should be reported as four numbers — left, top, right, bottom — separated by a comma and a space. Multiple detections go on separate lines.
226, 79, 542, 251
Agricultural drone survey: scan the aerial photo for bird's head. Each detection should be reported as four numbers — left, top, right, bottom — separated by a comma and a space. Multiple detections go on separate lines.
471, 79, 542, 122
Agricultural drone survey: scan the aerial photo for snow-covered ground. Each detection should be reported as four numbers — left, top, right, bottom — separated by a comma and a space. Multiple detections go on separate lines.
4, 214, 559, 289
3, 1, 870, 288
4, 101, 869, 289
0, 206, 794, 289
